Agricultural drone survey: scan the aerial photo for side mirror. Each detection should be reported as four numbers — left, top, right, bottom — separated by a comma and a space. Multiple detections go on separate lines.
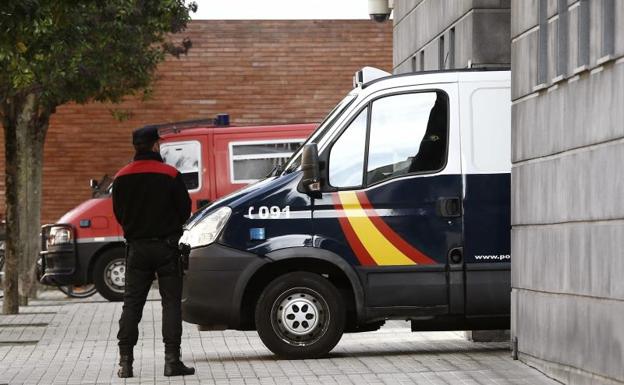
89, 179, 99, 190
300, 143, 321, 194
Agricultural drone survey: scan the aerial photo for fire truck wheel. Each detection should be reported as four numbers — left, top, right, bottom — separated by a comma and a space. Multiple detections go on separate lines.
255, 271, 345, 359
93, 248, 125, 302
58, 284, 98, 298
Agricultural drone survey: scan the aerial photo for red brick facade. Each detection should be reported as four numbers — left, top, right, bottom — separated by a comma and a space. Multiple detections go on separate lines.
0, 20, 392, 224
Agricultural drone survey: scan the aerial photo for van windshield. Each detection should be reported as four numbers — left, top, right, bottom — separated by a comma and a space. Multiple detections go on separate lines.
283, 93, 357, 174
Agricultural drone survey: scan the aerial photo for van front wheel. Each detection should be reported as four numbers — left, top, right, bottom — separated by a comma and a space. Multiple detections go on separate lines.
255, 272, 345, 359
93, 248, 125, 302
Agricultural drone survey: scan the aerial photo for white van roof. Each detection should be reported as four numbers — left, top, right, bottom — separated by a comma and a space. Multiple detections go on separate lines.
358, 68, 511, 94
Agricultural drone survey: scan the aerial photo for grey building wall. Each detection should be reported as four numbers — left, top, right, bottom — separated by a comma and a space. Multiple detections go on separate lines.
392, 0, 511, 74
511, 0, 624, 384
393, 0, 624, 384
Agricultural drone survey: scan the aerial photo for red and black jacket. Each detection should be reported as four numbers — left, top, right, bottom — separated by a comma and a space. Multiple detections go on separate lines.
113, 151, 191, 241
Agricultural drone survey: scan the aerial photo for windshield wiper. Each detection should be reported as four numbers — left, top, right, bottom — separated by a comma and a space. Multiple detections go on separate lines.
268, 163, 284, 177
284, 160, 301, 174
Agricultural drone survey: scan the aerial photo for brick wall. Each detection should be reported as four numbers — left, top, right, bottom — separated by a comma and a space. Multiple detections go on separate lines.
0, 20, 392, 224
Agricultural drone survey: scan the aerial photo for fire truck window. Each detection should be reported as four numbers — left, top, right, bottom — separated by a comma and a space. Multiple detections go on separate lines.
366, 92, 447, 185
160, 141, 201, 191
329, 107, 368, 188
230, 140, 304, 183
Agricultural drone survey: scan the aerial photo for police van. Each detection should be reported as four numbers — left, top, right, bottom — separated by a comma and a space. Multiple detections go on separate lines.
180, 67, 512, 358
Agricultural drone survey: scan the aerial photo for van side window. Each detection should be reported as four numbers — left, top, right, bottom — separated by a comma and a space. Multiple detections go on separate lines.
329, 108, 368, 188
160, 141, 201, 191
230, 140, 304, 183
366, 92, 447, 185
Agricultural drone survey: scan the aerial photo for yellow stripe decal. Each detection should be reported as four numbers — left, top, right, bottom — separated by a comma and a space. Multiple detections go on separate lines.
338, 191, 415, 266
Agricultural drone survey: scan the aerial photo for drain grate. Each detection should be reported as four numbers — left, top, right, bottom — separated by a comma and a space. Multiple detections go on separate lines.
0, 323, 48, 328
0, 340, 38, 346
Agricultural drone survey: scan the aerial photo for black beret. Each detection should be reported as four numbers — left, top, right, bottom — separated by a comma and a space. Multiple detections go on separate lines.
132, 125, 160, 145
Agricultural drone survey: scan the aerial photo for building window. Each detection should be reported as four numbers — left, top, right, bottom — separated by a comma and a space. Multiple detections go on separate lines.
449, 28, 456, 69
229, 139, 304, 183
420, 50, 425, 71
578, 0, 590, 67
557, 0, 569, 76
538, 0, 548, 84
602, 0, 615, 57
411, 55, 418, 72
439, 35, 445, 69
160, 140, 202, 191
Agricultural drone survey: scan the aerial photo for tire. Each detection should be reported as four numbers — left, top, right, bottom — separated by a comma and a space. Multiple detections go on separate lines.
93, 248, 125, 302
255, 271, 345, 359
58, 284, 98, 298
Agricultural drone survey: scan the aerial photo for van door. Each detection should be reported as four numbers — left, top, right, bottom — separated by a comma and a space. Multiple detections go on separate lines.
459, 82, 511, 317
314, 85, 464, 316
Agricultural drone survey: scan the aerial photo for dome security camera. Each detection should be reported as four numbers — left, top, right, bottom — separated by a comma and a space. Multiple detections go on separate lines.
368, 0, 392, 23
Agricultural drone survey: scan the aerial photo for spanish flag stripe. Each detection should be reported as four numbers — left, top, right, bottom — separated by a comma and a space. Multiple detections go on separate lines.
331, 193, 377, 266
355, 191, 436, 265
338, 191, 415, 266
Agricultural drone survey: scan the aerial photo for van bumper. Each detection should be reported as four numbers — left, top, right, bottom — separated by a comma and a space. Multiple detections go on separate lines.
181, 243, 266, 330
39, 224, 78, 286
39, 247, 76, 286
39, 240, 108, 286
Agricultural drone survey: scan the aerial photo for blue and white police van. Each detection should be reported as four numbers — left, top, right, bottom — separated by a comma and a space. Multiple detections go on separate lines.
180, 67, 512, 358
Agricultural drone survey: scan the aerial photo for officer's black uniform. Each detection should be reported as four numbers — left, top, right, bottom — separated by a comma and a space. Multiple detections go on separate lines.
112, 126, 194, 378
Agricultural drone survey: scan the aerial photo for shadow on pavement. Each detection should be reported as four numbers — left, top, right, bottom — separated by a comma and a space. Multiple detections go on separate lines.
201, 344, 510, 362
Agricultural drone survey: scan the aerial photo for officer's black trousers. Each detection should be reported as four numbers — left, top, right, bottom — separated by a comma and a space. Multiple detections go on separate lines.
117, 240, 182, 355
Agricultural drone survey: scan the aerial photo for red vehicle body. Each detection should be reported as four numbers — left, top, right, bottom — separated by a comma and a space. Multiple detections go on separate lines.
39, 119, 315, 301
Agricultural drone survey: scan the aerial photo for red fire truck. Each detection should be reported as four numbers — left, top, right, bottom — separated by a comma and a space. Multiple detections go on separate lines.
39, 117, 315, 301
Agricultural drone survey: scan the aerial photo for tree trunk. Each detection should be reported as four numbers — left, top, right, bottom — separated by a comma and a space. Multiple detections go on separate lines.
2, 112, 19, 314
2, 92, 49, 314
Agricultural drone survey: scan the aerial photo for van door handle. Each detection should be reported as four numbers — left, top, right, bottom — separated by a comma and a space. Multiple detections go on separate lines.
437, 197, 461, 217
448, 247, 463, 264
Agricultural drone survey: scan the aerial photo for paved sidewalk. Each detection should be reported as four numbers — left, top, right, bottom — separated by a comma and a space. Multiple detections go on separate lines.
0, 289, 559, 385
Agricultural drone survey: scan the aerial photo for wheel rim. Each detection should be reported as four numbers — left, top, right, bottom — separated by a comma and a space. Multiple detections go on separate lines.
270, 287, 330, 347
104, 258, 125, 293
59, 284, 97, 298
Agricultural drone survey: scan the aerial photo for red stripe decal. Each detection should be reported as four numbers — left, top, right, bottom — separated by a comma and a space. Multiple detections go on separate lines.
115, 160, 178, 179
356, 191, 436, 265
332, 193, 376, 266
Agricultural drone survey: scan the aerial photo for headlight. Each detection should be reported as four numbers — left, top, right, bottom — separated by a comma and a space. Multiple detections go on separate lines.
180, 207, 231, 249
47, 226, 73, 248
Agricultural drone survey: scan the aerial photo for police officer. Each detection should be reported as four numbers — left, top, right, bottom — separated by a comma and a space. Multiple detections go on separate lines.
112, 125, 194, 378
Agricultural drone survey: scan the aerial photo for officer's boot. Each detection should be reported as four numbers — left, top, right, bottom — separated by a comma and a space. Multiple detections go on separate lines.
117, 351, 133, 378
164, 349, 195, 376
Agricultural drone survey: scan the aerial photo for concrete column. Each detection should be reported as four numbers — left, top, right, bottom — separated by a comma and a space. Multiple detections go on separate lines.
392, 0, 511, 74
